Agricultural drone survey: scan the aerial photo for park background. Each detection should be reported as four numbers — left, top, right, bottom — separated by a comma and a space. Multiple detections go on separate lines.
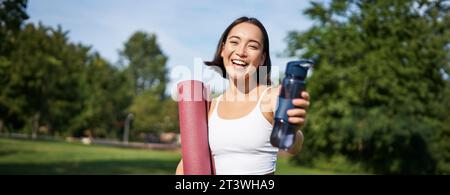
0, 0, 449, 174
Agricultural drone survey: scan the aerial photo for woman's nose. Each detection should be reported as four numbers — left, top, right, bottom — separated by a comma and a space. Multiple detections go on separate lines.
235, 45, 247, 57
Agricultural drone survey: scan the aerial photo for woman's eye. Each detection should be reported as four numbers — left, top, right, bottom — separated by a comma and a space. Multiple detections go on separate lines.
230, 41, 238, 45
249, 45, 259, 50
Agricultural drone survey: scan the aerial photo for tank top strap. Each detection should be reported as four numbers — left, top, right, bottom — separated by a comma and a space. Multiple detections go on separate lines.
256, 86, 272, 106
211, 94, 223, 116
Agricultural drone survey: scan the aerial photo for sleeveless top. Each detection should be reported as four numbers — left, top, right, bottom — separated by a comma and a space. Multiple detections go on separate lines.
208, 87, 278, 175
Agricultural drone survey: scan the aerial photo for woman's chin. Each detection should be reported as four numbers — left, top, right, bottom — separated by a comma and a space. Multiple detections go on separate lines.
227, 72, 247, 81
227, 66, 258, 80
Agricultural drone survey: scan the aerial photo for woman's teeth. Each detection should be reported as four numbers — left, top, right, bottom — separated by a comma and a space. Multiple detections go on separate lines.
232, 59, 247, 66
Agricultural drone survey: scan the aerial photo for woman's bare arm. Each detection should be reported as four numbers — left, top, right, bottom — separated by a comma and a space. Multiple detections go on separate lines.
175, 159, 183, 175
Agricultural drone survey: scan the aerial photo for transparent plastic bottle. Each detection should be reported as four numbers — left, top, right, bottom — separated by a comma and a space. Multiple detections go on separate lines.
270, 60, 312, 150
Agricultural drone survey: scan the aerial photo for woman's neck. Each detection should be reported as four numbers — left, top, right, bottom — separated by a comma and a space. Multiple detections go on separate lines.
225, 76, 261, 101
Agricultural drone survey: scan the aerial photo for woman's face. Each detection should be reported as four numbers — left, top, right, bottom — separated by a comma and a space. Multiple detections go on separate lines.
221, 22, 266, 81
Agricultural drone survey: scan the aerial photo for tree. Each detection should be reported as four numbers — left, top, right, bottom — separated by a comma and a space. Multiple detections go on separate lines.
120, 31, 175, 137
120, 31, 168, 98
287, 0, 450, 174
71, 53, 133, 138
4, 23, 90, 136
0, 0, 29, 132
127, 90, 179, 136
2, 22, 135, 139
0, 0, 29, 54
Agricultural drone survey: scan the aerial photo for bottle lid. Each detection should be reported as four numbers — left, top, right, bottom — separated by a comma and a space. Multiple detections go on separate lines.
286, 60, 313, 79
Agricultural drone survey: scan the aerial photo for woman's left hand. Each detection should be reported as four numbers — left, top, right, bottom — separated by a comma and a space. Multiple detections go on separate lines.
287, 91, 310, 127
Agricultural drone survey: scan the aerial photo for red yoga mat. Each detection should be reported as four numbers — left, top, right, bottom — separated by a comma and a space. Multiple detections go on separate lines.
177, 80, 215, 175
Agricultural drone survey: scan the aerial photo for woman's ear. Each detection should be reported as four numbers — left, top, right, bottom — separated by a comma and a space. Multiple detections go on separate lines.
220, 42, 225, 58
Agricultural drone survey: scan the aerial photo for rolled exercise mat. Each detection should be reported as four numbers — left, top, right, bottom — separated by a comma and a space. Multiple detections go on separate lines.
177, 80, 214, 175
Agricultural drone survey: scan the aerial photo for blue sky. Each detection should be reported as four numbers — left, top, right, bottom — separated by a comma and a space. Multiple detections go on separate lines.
27, 0, 315, 93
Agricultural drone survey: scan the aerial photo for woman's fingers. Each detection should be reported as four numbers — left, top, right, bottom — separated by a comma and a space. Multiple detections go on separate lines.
287, 91, 309, 126
292, 98, 310, 109
287, 109, 306, 126
288, 117, 305, 125
287, 108, 306, 126
287, 108, 306, 117
301, 91, 310, 101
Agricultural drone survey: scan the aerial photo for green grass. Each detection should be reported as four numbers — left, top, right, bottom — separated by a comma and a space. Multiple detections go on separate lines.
0, 138, 353, 175
276, 156, 342, 175
0, 138, 179, 174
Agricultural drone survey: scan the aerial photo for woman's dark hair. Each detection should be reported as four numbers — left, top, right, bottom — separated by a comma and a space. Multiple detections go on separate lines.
204, 16, 272, 85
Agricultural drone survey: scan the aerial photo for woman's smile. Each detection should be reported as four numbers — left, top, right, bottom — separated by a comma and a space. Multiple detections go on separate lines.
231, 59, 248, 66
231, 59, 249, 71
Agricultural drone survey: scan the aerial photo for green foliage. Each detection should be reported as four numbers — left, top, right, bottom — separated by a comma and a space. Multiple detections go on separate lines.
0, 21, 135, 138
71, 54, 134, 138
0, 0, 29, 131
127, 90, 179, 134
121, 31, 176, 135
120, 31, 168, 98
3, 23, 90, 135
0, 1, 175, 140
287, 0, 450, 174
0, 0, 29, 55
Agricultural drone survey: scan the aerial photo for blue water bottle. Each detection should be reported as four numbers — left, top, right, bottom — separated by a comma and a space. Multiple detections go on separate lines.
270, 60, 312, 150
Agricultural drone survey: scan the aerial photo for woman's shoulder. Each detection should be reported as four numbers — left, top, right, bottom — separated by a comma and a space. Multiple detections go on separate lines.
262, 85, 280, 100
260, 85, 280, 113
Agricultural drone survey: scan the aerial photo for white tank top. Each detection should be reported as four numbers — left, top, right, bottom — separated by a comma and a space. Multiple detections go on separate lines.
208, 87, 278, 175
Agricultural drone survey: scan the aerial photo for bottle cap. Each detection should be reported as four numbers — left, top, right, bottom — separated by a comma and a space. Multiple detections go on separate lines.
286, 60, 313, 79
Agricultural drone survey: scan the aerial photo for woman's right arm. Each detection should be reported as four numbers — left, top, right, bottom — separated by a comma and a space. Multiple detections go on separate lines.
175, 159, 183, 175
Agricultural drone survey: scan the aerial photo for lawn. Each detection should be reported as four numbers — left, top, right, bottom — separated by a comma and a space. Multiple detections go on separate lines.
0, 138, 343, 175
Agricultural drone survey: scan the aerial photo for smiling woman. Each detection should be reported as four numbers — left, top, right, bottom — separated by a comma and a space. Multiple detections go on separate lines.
176, 16, 310, 175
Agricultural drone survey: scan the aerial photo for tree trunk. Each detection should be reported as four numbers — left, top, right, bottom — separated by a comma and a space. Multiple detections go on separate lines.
123, 113, 134, 145
31, 113, 40, 140
0, 119, 3, 135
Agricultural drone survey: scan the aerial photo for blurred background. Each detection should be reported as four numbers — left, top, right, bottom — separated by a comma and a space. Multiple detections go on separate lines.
0, 0, 449, 175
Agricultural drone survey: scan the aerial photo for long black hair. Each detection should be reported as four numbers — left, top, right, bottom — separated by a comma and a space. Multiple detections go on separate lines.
204, 16, 272, 85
